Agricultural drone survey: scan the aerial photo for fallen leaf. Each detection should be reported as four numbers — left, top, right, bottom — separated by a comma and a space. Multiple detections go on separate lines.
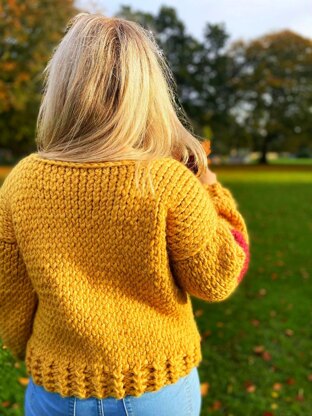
14, 362, 21, 369
200, 382, 210, 396
18, 378, 29, 386
263, 412, 274, 416
1, 401, 10, 408
286, 378, 296, 385
273, 382, 282, 391
244, 380, 256, 392
285, 329, 294, 337
270, 310, 277, 317
246, 384, 256, 393
262, 351, 272, 361
271, 272, 278, 280
212, 400, 222, 410
216, 321, 224, 327
251, 319, 260, 327
296, 388, 304, 401
194, 309, 204, 317
307, 374, 312, 382
253, 345, 265, 354
271, 403, 278, 409
296, 395, 304, 402
271, 391, 279, 398
258, 288, 267, 296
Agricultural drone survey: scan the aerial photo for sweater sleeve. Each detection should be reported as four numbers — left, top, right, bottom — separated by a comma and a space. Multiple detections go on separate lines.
166, 163, 250, 302
0, 180, 38, 361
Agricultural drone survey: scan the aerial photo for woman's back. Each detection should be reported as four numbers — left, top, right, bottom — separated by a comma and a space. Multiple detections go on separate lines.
0, 151, 249, 402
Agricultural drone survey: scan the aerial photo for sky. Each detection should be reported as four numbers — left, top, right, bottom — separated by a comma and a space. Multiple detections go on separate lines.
75, 0, 312, 43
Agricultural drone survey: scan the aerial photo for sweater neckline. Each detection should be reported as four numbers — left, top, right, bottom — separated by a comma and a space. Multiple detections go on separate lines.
29, 152, 142, 168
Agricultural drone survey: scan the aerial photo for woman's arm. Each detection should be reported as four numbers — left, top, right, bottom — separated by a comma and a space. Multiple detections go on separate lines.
166, 163, 250, 302
0, 179, 38, 361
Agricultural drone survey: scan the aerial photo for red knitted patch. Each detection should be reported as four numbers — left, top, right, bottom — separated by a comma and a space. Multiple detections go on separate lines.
230, 229, 250, 283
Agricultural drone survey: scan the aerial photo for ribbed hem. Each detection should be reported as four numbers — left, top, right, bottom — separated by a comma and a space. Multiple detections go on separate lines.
25, 344, 203, 400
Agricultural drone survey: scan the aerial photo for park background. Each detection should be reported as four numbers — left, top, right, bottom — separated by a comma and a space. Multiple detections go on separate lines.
0, 0, 311, 415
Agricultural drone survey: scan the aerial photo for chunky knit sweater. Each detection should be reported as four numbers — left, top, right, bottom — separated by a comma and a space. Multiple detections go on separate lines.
0, 152, 250, 399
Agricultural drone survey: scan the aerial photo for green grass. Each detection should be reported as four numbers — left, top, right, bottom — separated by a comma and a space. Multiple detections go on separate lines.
194, 166, 312, 415
0, 165, 312, 415
269, 157, 312, 165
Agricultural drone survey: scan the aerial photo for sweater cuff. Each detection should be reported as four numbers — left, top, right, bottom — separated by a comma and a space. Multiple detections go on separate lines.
202, 181, 250, 246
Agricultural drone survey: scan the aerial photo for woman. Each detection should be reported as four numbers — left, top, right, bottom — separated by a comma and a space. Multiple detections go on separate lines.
0, 12, 250, 416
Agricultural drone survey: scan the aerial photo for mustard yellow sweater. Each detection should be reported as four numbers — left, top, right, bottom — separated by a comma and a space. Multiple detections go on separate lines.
0, 152, 250, 399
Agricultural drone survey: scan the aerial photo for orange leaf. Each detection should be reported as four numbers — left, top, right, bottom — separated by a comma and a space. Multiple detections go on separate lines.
212, 400, 222, 410
253, 345, 265, 354
285, 329, 294, 337
273, 382, 282, 391
246, 384, 256, 393
200, 382, 210, 396
18, 377, 29, 386
202, 140, 211, 156
1, 401, 10, 408
296, 394, 304, 401
262, 351, 272, 361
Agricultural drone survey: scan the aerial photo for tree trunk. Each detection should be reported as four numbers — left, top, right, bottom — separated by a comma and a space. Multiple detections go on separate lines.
258, 137, 269, 164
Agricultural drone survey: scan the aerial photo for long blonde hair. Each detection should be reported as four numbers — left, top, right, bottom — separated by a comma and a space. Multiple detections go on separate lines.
35, 12, 209, 196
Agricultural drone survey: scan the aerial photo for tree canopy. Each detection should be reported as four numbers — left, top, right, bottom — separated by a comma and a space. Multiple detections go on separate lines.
1, 2, 311, 162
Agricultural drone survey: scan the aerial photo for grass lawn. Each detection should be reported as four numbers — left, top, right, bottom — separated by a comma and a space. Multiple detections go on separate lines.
0, 164, 311, 416
269, 158, 312, 165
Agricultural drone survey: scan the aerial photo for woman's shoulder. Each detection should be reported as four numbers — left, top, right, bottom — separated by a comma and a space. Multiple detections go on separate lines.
150, 157, 202, 205
151, 156, 194, 183
0, 154, 33, 194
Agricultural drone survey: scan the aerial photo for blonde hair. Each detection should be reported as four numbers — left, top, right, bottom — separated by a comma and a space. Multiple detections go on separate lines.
35, 12, 209, 196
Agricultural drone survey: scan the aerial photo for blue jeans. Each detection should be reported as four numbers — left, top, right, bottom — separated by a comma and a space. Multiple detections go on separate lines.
24, 366, 202, 415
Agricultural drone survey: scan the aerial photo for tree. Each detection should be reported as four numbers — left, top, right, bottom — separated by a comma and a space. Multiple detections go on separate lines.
116, 6, 240, 153
0, 0, 78, 156
228, 30, 312, 163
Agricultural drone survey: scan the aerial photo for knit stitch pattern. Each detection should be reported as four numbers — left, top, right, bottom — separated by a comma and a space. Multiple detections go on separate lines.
0, 153, 250, 399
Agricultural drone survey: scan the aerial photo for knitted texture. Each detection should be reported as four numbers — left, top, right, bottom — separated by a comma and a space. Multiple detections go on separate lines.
0, 153, 250, 399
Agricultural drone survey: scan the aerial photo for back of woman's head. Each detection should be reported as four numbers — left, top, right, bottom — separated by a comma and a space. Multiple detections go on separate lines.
35, 12, 208, 194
